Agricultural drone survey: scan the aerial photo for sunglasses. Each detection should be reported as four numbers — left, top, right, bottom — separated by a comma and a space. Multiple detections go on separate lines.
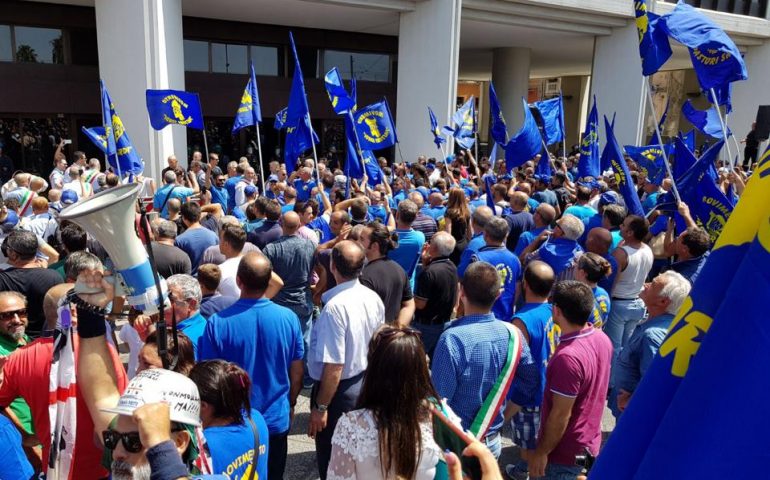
0, 308, 27, 321
102, 430, 143, 453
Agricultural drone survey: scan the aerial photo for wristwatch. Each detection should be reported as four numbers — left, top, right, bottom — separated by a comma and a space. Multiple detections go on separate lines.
316, 403, 329, 413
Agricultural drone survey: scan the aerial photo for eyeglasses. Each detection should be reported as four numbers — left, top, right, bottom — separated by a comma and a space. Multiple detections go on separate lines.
102, 430, 143, 453
0, 309, 27, 322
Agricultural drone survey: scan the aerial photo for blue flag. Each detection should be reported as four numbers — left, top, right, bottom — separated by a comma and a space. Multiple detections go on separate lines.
533, 96, 565, 145
489, 142, 500, 169
484, 174, 497, 211
231, 62, 262, 134
324, 67, 356, 115
100, 81, 143, 175
635, 0, 672, 76
344, 115, 364, 180
682, 99, 728, 139
660, 2, 747, 90
590, 143, 770, 480
146, 89, 204, 131
100, 80, 117, 157
625, 145, 667, 185
81, 126, 108, 153
274, 107, 288, 130
681, 129, 696, 153
504, 98, 542, 171
285, 32, 318, 168
447, 97, 476, 150
535, 150, 552, 179
578, 97, 601, 178
602, 116, 644, 216
428, 107, 446, 149
489, 82, 508, 145
353, 100, 398, 151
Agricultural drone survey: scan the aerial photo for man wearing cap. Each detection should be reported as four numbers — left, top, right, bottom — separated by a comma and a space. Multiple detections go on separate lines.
265, 174, 281, 201
0, 230, 63, 335
232, 184, 257, 221
521, 214, 585, 281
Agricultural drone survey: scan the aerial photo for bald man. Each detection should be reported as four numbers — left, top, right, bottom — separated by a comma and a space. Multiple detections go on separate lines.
424, 192, 447, 222
504, 191, 535, 252
263, 210, 317, 335
585, 227, 618, 292
200, 250, 305, 480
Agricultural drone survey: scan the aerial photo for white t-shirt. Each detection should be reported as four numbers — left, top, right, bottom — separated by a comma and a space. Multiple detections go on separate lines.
217, 255, 243, 298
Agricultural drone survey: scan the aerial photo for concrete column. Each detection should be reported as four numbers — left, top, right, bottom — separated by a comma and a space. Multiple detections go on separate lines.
730, 41, 770, 162
560, 75, 589, 150
491, 47, 531, 134
590, 21, 646, 147
95, 0, 187, 181
396, 0, 462, 161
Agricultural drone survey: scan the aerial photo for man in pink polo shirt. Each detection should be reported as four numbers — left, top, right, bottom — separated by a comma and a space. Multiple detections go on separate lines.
529, 280, 613, 479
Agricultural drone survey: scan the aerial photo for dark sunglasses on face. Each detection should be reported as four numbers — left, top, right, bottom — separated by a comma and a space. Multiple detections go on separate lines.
102, 430, 143, 453
0, 308, 27, 321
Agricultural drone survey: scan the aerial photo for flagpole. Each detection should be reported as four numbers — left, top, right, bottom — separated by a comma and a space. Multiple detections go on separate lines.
306, 114, 321, 185
202, 128, 210, 172
644, 78, 680, 203
254, 124, 266, 194
474, 133, 479, 165
709, 88, 735, 169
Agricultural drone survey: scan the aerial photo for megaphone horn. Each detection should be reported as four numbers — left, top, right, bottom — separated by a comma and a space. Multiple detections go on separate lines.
59, 183, 166, 314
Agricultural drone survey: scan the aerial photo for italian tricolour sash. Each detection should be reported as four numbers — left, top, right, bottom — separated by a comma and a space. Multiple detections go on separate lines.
18, 189, 35, 216
468, 322, 523, 439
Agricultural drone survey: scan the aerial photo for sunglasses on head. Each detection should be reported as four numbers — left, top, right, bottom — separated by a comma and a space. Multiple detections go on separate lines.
0, 308, 27, 321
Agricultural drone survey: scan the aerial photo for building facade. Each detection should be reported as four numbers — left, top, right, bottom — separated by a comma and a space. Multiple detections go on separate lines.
1, 0, 768, 179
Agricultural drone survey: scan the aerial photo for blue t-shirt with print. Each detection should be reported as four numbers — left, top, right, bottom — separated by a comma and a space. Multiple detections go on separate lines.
205, 409, 269, 480
293, 179, 317, 202
591, 285, 611, 329
309, 214, 334, 244
472, 245, 522, 322
510, 302, 554, 407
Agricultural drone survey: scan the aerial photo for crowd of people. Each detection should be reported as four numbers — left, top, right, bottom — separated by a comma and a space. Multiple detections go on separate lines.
0, 139, 747, 480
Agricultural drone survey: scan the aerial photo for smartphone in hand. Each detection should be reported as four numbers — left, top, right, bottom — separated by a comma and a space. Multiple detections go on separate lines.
430, 402, 482, 480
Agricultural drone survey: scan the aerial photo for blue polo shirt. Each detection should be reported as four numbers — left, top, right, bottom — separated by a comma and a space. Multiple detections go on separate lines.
178, 311, 207, 360
200, 298, 304, 434
210, 185, 229, 212
225, 175, 242, 213
431, 313, 538, 436
510, 302, 554, 407
293, 179, 317, 202
471, 245, 522, 322
388, 228, 425, 289
514, 226, 547, 257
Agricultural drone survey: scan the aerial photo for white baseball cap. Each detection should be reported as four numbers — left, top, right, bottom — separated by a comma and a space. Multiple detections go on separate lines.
101, 368, 201, 426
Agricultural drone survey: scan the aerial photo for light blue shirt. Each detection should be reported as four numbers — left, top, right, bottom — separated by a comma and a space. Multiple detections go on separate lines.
388, 228, 425, 289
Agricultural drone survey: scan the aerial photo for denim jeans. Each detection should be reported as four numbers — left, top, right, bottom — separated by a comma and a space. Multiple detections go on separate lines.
413, 322, 447, 360
532, 463, 583, 480
604, 297, 646, 383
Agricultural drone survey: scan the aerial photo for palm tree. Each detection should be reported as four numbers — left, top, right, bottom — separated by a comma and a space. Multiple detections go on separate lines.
15, 44, 38, 63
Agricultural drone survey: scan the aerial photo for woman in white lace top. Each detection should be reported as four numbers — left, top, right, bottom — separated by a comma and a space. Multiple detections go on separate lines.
327, 325, 460, 480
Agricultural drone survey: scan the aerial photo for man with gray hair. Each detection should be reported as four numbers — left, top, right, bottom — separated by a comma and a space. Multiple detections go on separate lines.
150, 219, 192, 278
466, 216, 522, 322
407, 191, 438, 243
166, 273, 206, 358
614, 270, 691, 416
458, 205, 493, 277
153, 168, 198, 219
414, 231, 458, 357
201, 215, 261, 265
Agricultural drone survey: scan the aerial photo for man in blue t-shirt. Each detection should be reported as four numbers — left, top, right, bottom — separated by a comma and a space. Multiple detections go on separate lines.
153, 170, 199, 218
504, 261, 556, 479
458, 206, 494, 278
469, 217, 522, 322
563, 185, 597, 224
200, 252, 304, 480
292, 167, 317, 202
174, 202, 219, 275
388, 200, 426, 289
224, 161, 243, 214
514, 203, 556, 259
207, 171, 229, 213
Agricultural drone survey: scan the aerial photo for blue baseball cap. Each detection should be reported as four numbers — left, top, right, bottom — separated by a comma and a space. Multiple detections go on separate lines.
1, 209, 18, 231
599, 190, 624, 207
426, 163, 436, 171
61, 190, 79, 205
244, 185, 258, 197
268, 174, 279, 183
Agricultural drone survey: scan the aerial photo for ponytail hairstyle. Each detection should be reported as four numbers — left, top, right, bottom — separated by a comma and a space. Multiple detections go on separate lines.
366, 221, 399, 255
188, 360, 251, 424
577, 252, 612, 283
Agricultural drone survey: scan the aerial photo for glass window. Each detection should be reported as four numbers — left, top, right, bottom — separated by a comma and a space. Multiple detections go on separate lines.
0, 25, 11, 62
70, 29, 98, 66
184, 40, 209, 72
14, 26, 63, 64
250, 45, 279, 76
322, 50, 390, 82
211, 43, 247, 74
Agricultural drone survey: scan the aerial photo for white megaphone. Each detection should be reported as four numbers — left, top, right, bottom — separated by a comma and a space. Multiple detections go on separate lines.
60, 183, 167, 314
